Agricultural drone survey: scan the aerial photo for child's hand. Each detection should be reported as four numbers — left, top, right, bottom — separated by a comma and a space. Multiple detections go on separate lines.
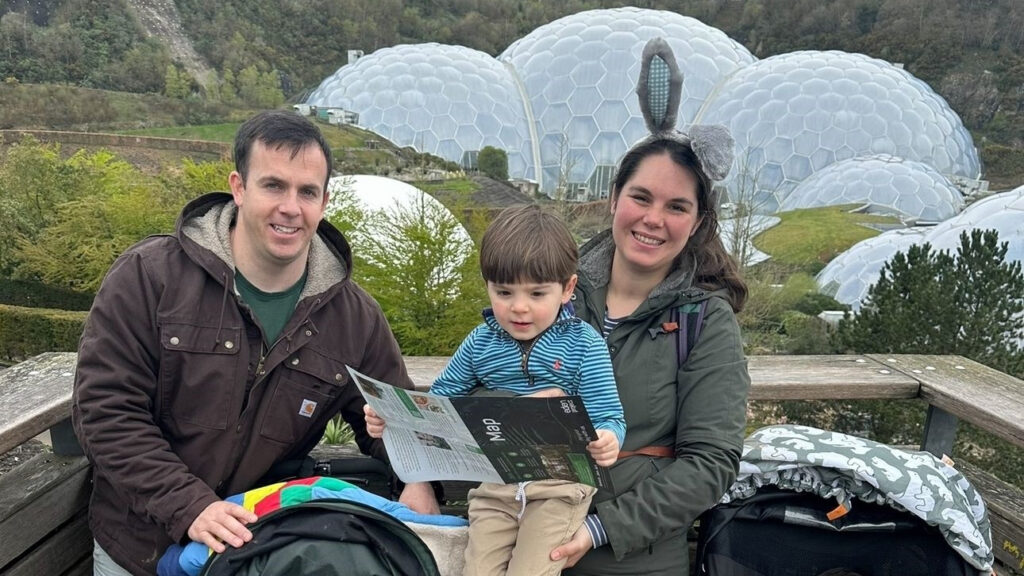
587, 429, 619, 467
364, 404, 387, 438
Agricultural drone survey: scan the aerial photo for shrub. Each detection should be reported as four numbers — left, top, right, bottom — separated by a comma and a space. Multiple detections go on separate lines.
0, 279, 94, 311
0, 304, 87, 362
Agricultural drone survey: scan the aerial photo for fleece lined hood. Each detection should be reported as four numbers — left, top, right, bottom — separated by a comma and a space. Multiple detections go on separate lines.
177, 192, 351, 300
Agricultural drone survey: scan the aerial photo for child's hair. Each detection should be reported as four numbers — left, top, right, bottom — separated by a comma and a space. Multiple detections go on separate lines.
479, 204, 577, 286
815, 569, 864, 576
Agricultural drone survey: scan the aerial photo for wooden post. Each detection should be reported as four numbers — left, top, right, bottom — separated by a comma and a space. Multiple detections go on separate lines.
921, 404, 958, 458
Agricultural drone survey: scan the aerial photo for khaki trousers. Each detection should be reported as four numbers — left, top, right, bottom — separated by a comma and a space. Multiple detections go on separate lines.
464, 480, 596, 576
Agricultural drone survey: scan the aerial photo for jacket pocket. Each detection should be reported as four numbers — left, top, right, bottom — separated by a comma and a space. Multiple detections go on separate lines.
158, 322, 241, 430
259, 346, 348, 444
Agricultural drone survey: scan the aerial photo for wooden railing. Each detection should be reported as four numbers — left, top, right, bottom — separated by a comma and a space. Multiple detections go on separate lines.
1, 353, 1022, 575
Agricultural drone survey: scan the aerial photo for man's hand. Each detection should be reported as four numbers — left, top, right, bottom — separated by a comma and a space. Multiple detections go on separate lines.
551, 522, 594, 567
187, 501, 258, 554
587, 429, 619, 467
364, 404, 386, 438
399, 482, 440, 515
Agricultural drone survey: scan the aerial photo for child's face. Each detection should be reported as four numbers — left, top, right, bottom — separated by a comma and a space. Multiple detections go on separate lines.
486, 275, 577, 342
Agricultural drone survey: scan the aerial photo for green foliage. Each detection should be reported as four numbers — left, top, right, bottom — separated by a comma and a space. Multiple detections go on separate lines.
792, 291, 847, 317
0, 303, 86, 361
320, 415, 356, 445
0, 137, 227, 292
164, 65, 189, 99
980, 143, 1024, 189
756, 205, 898, 273
0, 278, 93, 310
328, 192, 487, 356
779, 310, 832, 355
14, 149, 180, 292
837, 230, 1024, 376
477, 146, 508, 181
0, 136, 75, 274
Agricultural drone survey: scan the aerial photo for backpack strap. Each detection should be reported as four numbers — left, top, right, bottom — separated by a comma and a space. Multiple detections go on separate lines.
672, 300, 709, 367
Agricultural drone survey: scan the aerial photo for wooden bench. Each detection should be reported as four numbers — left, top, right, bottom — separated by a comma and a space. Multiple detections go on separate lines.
1, 352, 1022, 575
0, 353, 92, 575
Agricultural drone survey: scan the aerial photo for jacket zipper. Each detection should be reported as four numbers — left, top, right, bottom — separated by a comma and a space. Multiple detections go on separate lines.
517, 319, 563, 385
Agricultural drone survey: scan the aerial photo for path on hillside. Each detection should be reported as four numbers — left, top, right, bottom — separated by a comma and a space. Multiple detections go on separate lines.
125, 0, 216, 91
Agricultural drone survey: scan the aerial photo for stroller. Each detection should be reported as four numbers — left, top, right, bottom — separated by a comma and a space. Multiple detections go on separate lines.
694, 425, 994, 576
158, 475, 467, 576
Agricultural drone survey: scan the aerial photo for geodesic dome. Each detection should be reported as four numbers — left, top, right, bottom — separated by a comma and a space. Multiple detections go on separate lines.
779, 155, 965, 222
325, 175, 474, 280
922, 186, 1024, 262
500, 7, 755, 194
816, 227, 929, 311
695, 51, 981, 214
307, 44, 532, 179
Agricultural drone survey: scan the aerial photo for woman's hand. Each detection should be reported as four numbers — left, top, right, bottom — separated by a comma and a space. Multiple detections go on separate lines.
551, 523, 594, 567
363, 404, 386, 438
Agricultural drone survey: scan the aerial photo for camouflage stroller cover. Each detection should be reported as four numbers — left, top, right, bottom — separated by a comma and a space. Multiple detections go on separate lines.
720, 425, 994, 572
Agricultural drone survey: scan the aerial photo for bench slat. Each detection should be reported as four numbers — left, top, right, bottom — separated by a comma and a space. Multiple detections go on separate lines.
1, 512, 91, 576
0, 352, 77, 455
871, 354, 1024, 449
958, 460, 1024, 576
746, 354, 919, 400
0, 453, 91, 568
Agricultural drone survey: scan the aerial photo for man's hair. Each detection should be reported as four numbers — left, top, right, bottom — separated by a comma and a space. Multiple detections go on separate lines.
480, 204, 577, 286
815, 569, 864, 576
233, 110, 333, 192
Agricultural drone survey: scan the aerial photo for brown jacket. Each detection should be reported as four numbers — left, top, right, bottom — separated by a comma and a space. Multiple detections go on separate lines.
72, 193, 412, 575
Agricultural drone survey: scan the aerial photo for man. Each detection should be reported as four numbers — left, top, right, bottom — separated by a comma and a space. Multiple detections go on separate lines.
73, 110, 437, 576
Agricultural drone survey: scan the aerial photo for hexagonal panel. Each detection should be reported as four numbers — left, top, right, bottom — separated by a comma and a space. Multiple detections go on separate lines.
696, 50, 981, 213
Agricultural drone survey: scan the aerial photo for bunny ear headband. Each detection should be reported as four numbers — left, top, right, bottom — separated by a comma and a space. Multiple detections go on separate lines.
628, 37, 734, 182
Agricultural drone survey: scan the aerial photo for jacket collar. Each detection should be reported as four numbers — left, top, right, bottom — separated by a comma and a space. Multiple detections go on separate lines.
177, 192, 352, 300
577, 229, 700, 306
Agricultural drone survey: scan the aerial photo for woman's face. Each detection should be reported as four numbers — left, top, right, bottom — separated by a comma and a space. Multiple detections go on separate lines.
610, 152, 703, 278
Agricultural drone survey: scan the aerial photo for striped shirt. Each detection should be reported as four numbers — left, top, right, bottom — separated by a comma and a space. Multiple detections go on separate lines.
430, 304, 626, 446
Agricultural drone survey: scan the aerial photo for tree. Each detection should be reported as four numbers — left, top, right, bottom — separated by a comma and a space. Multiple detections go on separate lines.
164, 64, 187, 99
723, 143, 773, 271
329, 194, 486, 356
838, 229, 1024, 377
477, 146, 508, 181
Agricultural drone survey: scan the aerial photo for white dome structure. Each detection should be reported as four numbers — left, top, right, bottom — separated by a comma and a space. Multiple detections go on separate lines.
308, 44, 532, 179
816, 227, 930, 311
816, 187, 1024, 311
923, 186, 1024, 262
779, 155, 965, 222
325, 174, 473, 252
695, 51, 981, 214
500, 7, 755, 194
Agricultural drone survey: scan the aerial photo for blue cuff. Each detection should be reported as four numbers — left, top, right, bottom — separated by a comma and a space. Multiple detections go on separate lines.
583, 514, 608, 548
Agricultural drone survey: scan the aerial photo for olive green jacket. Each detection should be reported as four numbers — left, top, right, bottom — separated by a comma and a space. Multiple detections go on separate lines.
567, 230, 750, 575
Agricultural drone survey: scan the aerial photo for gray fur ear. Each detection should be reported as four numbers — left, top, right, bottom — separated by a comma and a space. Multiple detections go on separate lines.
689, 124, 734, 181
637, 38, 682, 134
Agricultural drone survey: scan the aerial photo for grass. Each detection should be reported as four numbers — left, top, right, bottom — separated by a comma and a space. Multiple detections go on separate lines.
414, 178, 479, 195
118, 123, 240, 141
754, 204, 900, 272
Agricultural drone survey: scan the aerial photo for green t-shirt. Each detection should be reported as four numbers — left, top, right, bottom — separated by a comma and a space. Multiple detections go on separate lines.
234, 270, 307, 346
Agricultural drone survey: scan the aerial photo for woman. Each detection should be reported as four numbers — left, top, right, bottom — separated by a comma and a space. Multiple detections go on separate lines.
551, 37, 751, 575
553, 135, 751, 575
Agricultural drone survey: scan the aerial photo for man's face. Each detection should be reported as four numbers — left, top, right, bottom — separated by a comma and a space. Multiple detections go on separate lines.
229, 141, 329, 276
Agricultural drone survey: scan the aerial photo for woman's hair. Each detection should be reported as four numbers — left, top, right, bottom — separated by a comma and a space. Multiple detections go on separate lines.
479, 204, 577, 286
612, 138, 748, 312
